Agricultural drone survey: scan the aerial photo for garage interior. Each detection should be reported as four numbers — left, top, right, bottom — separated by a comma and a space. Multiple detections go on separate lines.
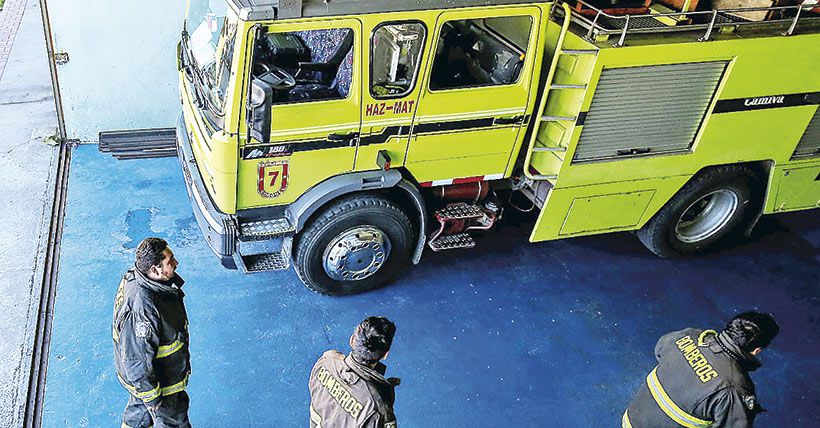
38, 146, 818, 426
0, 0, 817, 427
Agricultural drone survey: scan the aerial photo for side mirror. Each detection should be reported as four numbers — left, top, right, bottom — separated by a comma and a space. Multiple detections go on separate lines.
176, 41, 183, 71
249, 78, 273, 144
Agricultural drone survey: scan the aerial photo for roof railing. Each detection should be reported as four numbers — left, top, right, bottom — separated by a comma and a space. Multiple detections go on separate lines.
558, 0, 820, 46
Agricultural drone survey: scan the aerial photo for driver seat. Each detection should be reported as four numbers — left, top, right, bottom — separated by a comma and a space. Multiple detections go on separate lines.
289, 29, 354, 102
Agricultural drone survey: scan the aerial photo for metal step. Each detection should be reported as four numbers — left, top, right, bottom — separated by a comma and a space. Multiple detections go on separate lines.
242, 251, 290, 272
428, 233, 476, 252
239, 218, 295, 239
435, 203, 483, 221
532, 146, 567, 152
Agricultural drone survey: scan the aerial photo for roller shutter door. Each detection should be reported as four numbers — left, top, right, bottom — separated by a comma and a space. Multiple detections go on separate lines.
573, 61, 727, 163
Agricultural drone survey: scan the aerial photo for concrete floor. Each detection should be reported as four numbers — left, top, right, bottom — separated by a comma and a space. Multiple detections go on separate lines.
0, 0, 58, 425
42, 145, 819, 427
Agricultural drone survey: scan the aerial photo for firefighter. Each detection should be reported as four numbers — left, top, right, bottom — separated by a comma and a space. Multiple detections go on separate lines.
309, 317, 400, 428
623, 311, 780, 428
113, 238, 192, 428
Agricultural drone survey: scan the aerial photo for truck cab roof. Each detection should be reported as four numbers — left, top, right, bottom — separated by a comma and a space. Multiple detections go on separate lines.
227, 0, 549, 20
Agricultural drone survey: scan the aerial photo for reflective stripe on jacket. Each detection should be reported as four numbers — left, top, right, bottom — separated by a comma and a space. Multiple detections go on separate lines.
646, 366, 713, 427
113, 267, 190, 406
625, 328, 761, 428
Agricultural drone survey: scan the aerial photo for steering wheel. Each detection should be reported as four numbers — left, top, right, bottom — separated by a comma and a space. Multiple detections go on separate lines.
256, 63, 296, 91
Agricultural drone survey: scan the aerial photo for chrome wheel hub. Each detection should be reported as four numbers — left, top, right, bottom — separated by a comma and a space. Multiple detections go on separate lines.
675, 189, 739, 244
323, 226, 392, 281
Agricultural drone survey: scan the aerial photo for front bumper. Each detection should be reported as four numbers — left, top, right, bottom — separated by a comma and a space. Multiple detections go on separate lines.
175, 114, 237, 269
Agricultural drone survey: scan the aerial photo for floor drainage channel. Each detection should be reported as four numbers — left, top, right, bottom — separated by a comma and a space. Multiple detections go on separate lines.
23, 140, 72, 428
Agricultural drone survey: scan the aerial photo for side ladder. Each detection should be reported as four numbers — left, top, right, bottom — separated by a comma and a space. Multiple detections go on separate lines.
523, 2, 598, 183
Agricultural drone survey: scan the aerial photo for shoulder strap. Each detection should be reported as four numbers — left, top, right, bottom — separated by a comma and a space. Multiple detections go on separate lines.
698, 329, 718, 346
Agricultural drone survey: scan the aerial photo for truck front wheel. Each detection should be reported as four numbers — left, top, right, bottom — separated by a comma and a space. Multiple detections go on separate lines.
637, 166, 757, 258
294, 194, 414, 295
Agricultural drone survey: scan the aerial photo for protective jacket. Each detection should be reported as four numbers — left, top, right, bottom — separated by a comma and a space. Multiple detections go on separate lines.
113, 267, 190, 408
624, 328, 763, 428
309, 350, 399, 428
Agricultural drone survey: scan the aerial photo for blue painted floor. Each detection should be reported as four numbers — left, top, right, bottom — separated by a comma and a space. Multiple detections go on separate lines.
44, 145, 819, 427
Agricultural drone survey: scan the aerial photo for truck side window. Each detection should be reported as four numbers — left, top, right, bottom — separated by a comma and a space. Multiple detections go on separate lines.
254, 28, 355, 104
370, 22, 426, 99
429, 16, 532, 91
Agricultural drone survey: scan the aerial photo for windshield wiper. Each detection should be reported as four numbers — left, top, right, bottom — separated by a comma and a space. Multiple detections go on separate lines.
180, 29, 223, 116
180, 30, 206, 108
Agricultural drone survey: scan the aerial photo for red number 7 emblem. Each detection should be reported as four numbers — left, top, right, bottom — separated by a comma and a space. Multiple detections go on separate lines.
268, 170, 280, 187
257, 160, 289, 198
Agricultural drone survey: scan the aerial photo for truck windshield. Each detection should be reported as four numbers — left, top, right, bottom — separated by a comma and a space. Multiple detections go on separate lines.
184, 0, 237, 121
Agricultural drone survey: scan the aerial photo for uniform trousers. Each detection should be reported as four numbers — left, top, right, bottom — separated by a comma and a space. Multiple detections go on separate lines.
122, 391, 191, 428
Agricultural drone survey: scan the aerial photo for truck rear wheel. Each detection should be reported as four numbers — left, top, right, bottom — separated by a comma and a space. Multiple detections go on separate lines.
637, 166, 757, 258
294, 194, 413, 295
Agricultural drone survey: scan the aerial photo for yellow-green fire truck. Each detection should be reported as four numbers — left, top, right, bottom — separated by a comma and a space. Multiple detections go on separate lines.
176, 0, 820, 294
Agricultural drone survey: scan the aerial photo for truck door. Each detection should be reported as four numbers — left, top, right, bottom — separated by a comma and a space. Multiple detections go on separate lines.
237, 19, 362, 209
355, 18, 429, 172
407, 8, 541, 184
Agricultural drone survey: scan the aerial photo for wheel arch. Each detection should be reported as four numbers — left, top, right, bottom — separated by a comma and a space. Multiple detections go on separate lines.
287, 169, 428, 264
733, 160, 774, 236
636, 162, 765, 257
640, 161, 772, 231
384, 179, 428, 264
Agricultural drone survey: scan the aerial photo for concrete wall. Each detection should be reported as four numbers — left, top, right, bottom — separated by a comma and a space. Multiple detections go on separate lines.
48, 0, 184, 140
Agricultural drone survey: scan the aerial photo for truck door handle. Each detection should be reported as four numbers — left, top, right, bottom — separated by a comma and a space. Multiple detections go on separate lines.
494, 115, 524, 125
328, 132, 359, 141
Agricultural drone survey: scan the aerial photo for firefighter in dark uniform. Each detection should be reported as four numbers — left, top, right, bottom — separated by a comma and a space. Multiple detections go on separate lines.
624, 311, 779, 428
309, 316, 400, 428
113, 238, 192, 428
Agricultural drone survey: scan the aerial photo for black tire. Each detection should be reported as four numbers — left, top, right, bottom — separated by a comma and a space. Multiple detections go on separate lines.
637, 166, 758, 258
294, 194, 414, 295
